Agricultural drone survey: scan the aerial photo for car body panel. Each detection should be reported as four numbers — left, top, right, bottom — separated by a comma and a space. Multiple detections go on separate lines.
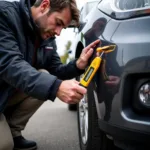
97, 16, 150, 130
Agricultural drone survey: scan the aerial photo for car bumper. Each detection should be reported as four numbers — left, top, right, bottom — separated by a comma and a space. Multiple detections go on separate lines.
98, 119, 150, 143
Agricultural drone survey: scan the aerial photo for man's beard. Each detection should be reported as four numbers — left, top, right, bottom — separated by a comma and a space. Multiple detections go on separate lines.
34, 14, 54, 37
34, 15, 48, 34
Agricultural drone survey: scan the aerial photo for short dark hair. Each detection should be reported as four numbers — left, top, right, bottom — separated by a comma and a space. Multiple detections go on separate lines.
34, 0, 79, 26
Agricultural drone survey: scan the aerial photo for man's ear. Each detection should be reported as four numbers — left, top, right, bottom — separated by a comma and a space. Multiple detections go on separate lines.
40, 0, 50, 13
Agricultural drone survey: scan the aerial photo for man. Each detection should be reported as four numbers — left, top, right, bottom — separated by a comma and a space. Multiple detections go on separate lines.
0, 0, 100, 149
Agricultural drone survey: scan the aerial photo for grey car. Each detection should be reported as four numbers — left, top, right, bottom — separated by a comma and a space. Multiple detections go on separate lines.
70, 0, 150, 150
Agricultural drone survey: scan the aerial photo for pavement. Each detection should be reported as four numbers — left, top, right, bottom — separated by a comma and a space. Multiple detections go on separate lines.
23, 99, 80, 150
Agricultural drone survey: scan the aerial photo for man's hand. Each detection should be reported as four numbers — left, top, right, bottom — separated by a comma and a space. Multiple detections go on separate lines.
56, 80, 87, 104
76, 39, 100, 70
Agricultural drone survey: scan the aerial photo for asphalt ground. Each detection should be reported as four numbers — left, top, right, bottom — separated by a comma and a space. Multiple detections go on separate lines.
23, 99, 80, 150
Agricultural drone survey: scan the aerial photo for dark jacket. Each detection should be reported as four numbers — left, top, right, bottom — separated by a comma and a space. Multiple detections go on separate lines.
0, 0, 84, 112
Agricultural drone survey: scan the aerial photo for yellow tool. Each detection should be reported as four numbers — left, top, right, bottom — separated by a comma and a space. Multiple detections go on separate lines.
79, 45, 116, 88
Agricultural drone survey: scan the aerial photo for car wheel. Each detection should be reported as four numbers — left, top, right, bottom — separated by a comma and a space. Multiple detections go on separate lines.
77, 81, 117, 150
68, 104, 77, 111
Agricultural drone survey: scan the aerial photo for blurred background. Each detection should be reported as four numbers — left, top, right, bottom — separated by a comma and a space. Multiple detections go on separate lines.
56, 0, 87, 63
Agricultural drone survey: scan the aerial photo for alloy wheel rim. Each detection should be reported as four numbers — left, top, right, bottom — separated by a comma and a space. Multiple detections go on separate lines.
79, 94, 88, 144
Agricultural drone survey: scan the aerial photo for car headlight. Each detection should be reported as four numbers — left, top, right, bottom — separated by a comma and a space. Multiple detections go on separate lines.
98, 0, 150, 19
113, 0, 147, 11
139, 83, 150, 107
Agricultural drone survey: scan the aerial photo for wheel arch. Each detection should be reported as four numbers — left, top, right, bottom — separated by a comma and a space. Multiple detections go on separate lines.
75, 42, 84, 58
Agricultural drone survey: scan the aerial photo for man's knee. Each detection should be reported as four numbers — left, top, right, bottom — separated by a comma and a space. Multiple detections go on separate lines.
0, 140, 14, 150
0, 114, 14, 150
38, 69, 49, 74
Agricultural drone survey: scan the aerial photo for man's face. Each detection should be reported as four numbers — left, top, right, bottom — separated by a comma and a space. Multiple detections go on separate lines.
33, 4, 72, 39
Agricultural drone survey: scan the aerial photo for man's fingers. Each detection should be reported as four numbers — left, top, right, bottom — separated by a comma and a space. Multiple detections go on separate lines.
83, 39, 100, 54
74, 80, 80, 84
68, 89, 84, 104
87, 39, 100, 49
96, 52, 99, 56
80, 48, 93, 61
86, 48, 93, 58
92, 39, 101, 45
75, 92, 84, 101
71, 91, 84, 104
76, 84, 87, 95
72, 80, 87, 95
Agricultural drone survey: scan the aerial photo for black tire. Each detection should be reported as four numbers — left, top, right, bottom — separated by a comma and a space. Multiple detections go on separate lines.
68, 104, 77, 111
77, 82, 115, 150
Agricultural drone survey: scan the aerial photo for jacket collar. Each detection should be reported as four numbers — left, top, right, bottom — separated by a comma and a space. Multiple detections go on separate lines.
40, 37, 56, 47
19, 0, 41, 38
